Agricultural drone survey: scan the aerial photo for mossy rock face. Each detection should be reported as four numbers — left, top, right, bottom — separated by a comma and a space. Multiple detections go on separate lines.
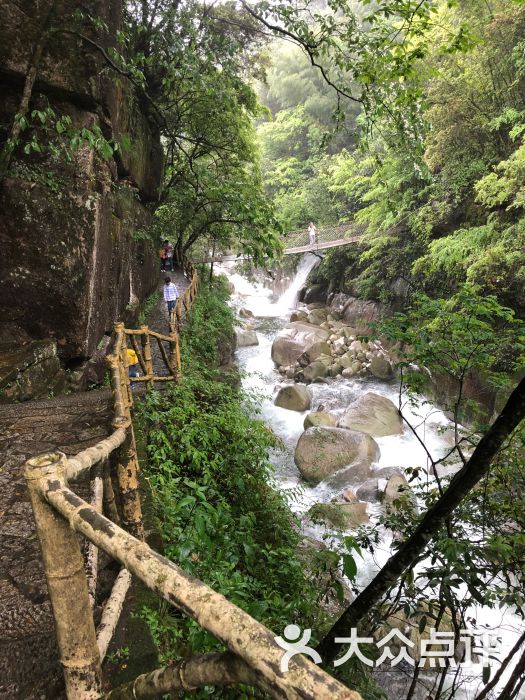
294, 426, 380, 484
0, 340, 66, 402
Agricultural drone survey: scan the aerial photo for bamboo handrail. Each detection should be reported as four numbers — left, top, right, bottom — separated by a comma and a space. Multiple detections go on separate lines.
30, 464, 358, 700
126, 328, 173, 343
66, 428, 128, 481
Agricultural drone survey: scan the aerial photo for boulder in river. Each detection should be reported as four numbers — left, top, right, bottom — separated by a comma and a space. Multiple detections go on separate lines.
235, 329, 259, 347
338, 392, 403, 437
302, 361, 328, 383
308, 308, 328, 326
383, 474, 415, 507
239, 307, 254, 319
356, 479, 380, 503
370, 354, 394, 380
303, 411, 338, 429
308, 501, 369, 529
290, 309, 308, 323
295, 427, 380, 484
271, 322, 329, 367
303, 340, 331, 363
275, 384, 312, 412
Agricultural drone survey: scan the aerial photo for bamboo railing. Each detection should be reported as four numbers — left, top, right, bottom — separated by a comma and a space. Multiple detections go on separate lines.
24, 262, 359, 700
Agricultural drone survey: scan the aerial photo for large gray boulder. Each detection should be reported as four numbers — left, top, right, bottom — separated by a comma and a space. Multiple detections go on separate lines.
235, 329, 259, 347
295, 427, 380, 484
303, 340, 331, 363
338, 393, 403, 437
271, 322, 329, 367
329, 294, 386, 335
370, 355, 394, 380
275, 384, 312, 412
302, 361, 328, 383
308, 501, 369, 529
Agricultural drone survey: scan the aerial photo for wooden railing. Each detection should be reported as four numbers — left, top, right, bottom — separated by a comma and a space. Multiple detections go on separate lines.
23, 261, 358, 699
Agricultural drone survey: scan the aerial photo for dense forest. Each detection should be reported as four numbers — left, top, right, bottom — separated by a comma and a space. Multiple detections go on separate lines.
1, 1, 525, 699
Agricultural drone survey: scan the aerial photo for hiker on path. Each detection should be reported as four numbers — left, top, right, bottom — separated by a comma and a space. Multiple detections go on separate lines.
308, 222, 317, 246
163, 276, 179, 314
127, 348, 140, 378
160, 240, 174, 271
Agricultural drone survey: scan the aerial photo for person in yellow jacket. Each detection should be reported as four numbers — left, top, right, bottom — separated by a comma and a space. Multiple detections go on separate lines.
127, 348, 140, 378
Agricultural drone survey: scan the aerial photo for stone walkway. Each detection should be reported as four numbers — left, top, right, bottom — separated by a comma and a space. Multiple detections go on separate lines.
0, 389, 113, 699
0, 269, 189, 699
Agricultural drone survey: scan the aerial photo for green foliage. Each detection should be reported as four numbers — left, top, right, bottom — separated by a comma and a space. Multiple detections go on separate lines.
379, 285, 525, 422
137, 280, 323, 680
12, 104, 117, 163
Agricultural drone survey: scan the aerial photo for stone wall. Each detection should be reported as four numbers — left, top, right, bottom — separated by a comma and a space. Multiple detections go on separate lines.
0, 0, 162, 390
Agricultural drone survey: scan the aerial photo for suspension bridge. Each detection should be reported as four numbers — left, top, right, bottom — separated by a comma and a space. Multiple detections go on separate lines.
198, 221, 366, 263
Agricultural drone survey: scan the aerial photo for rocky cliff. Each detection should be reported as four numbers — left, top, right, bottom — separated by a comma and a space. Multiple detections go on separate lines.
0, 0, 163, 398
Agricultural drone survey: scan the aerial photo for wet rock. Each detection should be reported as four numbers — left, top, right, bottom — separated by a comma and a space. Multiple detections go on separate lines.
295, 427, 380, 484
308, 308, 328, 326
341, 367, 357, 378
275, 384, 312, 412
239, 307, 254, 318
370, 354, 394, 380
356, 479, 380, 502
303, 284, 326, 304
303, 361, 328, 383
383, 474, 412, 505
235, 329, 259, 347
303, 341, 331, 363
338, 393, 403, 437
339, 352, 354, 370
303, 411, 338, 429
290, 309, 308, 323
341, 488, 358, 503
329, 363, 343, 377
0, 341, 66, 403
271, 322, 329, 367
308, 501, 369, 529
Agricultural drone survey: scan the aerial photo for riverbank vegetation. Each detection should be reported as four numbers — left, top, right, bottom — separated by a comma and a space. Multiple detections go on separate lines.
137, 280, 334, 685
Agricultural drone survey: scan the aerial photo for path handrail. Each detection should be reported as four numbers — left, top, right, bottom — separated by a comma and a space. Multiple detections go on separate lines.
24, 261, 360, 700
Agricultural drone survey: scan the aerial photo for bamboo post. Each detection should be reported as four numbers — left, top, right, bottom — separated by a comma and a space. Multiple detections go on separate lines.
97, 568, 132, 661
169, 331, 181, 379
129, 333, 148, 376
102, 458, 120, 525
115, 323, 133, 410
140, 326, 154, 389
87, 461, 103, 608
112, 415, 145, 541
24, 452, 102, 699
155, 336, 173, 376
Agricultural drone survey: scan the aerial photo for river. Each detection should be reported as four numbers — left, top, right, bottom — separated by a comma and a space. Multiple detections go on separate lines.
219, 254, 525, 700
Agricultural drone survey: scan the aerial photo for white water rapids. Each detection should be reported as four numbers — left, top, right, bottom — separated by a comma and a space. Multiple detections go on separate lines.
219, 254, 524, 699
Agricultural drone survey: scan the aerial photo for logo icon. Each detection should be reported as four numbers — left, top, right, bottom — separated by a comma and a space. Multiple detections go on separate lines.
274, 624, 322, 672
